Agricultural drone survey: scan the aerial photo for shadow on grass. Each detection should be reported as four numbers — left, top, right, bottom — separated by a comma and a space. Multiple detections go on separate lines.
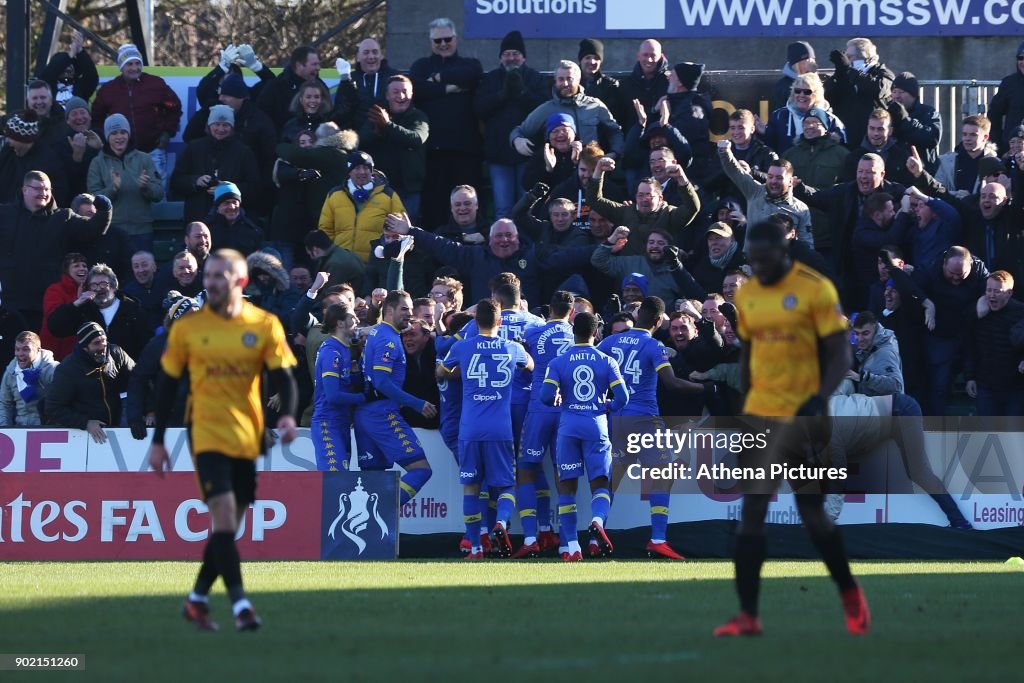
0, 569, 1018, 682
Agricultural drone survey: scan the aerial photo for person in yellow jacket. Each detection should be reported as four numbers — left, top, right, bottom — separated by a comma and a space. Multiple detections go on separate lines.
318, 150, 405, 262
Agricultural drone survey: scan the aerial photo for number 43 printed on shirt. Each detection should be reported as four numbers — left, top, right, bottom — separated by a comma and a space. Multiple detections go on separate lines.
466, 353, 513, 388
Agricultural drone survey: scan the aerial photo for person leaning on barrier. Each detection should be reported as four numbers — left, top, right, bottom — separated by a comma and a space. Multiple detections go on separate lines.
0, 331, 59, 427
46, 322, 134, 443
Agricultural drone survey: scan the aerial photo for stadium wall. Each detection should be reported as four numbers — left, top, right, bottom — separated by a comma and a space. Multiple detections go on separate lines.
1, 427, 1022, 560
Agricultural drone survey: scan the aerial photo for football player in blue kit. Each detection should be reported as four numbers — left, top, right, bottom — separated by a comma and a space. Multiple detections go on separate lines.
311, 304, 366, 471
512, 291, 575, 558
541, 312, 629, 561
598, 296, 705, 559
354, 290, 436, 505
438, 299, 534, 559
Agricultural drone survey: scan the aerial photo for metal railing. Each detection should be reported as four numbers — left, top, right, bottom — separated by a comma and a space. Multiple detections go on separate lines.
919, 80, 1000, 155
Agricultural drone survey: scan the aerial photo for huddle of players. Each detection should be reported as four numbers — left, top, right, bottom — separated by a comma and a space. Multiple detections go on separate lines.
435, 276, 702, 562
307, 267, 697, 560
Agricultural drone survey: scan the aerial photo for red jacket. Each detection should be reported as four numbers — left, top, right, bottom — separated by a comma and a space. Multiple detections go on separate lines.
91, 73, 182, 152
41, 274, 80, 362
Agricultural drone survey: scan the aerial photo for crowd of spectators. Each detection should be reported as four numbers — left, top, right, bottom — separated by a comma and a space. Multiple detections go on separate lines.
3, 24, 1024, 437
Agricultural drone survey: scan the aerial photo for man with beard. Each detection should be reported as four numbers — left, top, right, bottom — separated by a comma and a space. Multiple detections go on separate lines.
46, 263, 151, 361
592, 227, 693, 303
587, 156, 700, 254
149, 250, 298, 632
510, 60, 623, 158
48, 323, 134, 443
719, 140, 813, 246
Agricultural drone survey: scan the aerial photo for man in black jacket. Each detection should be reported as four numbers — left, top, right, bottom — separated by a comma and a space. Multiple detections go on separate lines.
400, 318, 440, 429
619, 40, 670, 132
966, 270, 1024, 415
47, 263, 151, 361
255, 46, 323, 135
889, 72, 942, 173
46, 322, 134, 442
204, 183, 264, 257
410, 17, 484, 228
0, 170, 111, 330
474, 30, 548, 220
578, 38, 627, 127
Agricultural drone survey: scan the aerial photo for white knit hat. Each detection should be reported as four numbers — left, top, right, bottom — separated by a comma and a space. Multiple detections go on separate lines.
117, 44, 143, 71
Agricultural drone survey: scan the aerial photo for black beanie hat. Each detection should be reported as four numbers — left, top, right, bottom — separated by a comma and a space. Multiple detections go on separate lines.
673, 62, 705, 92
893, 72, 920, 95
786, 41, 815, 66
500, 31, 526, 57
77, 322, 105, 348
578, 38, 604, 62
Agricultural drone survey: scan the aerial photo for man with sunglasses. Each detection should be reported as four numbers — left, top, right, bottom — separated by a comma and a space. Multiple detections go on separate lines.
409, 18, 484, 229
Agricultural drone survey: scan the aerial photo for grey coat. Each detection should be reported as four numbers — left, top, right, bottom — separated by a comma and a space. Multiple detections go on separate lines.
0, 350, 59, 426
854, 323, 904, 396
509, 89, 624, 155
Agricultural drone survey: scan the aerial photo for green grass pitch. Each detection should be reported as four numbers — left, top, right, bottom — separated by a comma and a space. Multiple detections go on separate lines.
0, 560, 1018, 682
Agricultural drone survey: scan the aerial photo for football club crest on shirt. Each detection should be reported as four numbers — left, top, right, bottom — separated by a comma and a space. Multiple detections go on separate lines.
518, 259, 527, 269
320, 472, 398, 560
783, 294, 798, 310
242, 332, 258, 347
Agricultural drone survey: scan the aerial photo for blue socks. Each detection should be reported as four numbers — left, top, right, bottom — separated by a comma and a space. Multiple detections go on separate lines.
535, 468, 552, 531
399, 466, 432, 506
494, 487, 516, 527
558, 494, 577, 548
649, 493, 670, 543
463, 494, 481, 549
591, 487, 612, 526
517, 475, 538, 542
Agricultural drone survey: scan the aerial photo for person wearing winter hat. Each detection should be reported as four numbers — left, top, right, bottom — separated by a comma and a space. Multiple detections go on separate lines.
771, 41, 817, 111
474, 29, 548, 219
521, 112, 580, 190
170, 93, 261, 223
989, 41, 1024, 155
47, 317, 133, 442
781, 105, 850, 252
622, 272, 649, 302
90, 43, 182, 160
2, 110, 41, 146
87, 111, 164, 253
0, 110, 73, 205
664, 63, 714, 182
888, 71, 942, 173
319, 146, 406, 261
205, 180, 264, 257
577, 38, 626, 128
